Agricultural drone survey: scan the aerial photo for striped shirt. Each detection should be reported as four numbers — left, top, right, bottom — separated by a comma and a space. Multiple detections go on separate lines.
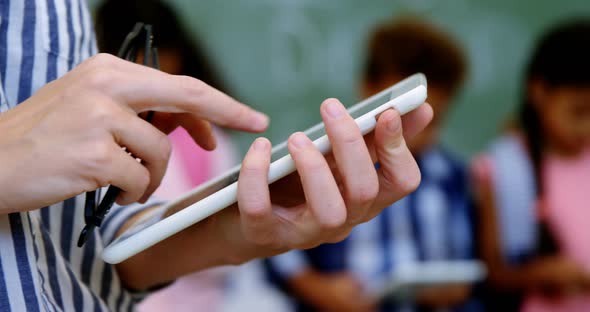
0, 0, 158, 311
265, 147, 480, 312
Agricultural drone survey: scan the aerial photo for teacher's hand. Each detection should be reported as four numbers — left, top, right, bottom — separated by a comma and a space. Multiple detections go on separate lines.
0, 53, 268, 213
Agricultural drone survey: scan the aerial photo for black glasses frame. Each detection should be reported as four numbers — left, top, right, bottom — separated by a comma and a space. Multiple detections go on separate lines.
77, 22, 159, 247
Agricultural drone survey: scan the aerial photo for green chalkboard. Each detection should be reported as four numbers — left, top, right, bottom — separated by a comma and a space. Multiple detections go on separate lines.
90, 0, 590, 161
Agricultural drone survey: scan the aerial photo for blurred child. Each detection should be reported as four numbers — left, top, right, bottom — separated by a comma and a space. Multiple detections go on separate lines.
472, 19, 590, 312
95, 0, 238, 310
265, 20, 479, 312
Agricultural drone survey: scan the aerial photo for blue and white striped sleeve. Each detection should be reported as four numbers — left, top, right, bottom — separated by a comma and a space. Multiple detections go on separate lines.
99, 198, 166, 246
0, 85, 8, 112
267, 250, 310, 278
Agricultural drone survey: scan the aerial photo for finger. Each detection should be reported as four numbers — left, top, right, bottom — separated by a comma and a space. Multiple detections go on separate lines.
370, 109, 421, 218
105, 145, 152, 205
363, 103, 432, 164
148, 112, 178, 134
238, 138, 275, 245
127, 73, 268, 132
288, 132, 347, 230
88, 56, 269, 132
150, 112, 216, 150
177, 113, 216, 151
321, 98, 378, 223
400, 103, 433, 139
110, 114, 172, 203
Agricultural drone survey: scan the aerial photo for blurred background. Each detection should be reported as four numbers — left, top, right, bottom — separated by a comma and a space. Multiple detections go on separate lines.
89, 1, 590, 311
89, 0, 589, 159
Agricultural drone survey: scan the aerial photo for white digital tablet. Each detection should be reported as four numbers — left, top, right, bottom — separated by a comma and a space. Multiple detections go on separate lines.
369, 260, 487, 302
102, 73, 428, 264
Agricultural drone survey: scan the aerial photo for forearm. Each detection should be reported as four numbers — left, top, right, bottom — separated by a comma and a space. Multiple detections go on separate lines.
486, 261, 551, 293
288, 270, 337, 308
114, 202, 288, 290
415, 284, 471, 308
115, 215, 232, 290
287, 270, 375, 312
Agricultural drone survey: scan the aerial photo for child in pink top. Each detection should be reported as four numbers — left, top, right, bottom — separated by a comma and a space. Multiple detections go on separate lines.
522, 147, 590, 312
471, 19, 590, 312
473, 142, 590, 312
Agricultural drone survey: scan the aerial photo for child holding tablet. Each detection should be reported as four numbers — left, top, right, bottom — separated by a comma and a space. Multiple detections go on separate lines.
472, 19, 590, 312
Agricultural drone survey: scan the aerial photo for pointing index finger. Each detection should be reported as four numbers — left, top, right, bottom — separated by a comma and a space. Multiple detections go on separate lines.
100, 59, 269, 132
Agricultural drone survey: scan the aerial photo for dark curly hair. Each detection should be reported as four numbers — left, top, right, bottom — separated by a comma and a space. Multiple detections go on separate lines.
364, 19, 467, 94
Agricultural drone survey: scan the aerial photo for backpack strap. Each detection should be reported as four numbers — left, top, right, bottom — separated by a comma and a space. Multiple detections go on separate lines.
489, 135, 538, 263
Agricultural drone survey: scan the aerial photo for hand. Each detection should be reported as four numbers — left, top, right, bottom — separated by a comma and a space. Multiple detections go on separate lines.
0, 53, 268, 213
116, 98, 431, 290
291, 271, 375, 312
528, 256, 590, 297
415, 284, 471, 309
221, 99, 432, 260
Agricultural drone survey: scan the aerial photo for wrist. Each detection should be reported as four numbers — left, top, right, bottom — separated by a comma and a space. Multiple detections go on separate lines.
0, 137, 36, 213
206, 208, 286, 266
115, 215, 232, 290
207, 213, 255, 266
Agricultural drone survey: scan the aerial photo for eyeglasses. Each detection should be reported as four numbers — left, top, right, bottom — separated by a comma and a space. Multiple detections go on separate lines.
77, 22, 160, 247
